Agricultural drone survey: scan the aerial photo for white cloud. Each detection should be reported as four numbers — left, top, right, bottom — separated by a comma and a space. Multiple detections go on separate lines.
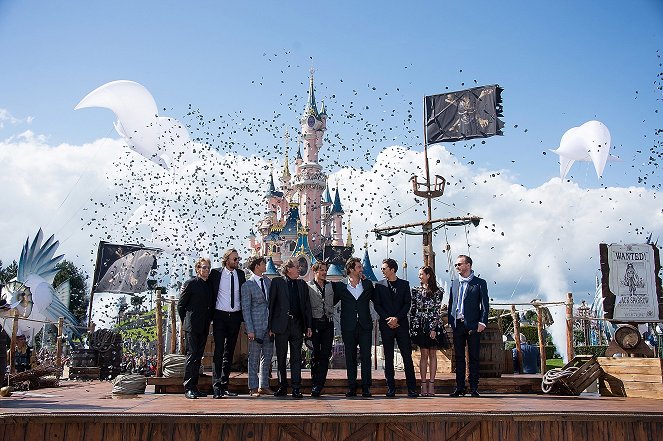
0, 108, 33, 129
0, 135, 660, 346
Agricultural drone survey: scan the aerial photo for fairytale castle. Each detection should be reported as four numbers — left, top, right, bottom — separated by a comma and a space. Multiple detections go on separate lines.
247, 71, 377, 282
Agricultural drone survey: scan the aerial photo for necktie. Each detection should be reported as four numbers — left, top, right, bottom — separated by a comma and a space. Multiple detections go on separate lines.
260, 278, 266, 300
230, 271, 235, 309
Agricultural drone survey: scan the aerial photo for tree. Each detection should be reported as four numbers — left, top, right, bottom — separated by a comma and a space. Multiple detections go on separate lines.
0, 260, 18, 284
52, 260, 90, 323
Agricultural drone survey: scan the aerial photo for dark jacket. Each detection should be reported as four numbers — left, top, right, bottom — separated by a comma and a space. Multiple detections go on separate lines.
208, 267, 246, 309
332, 279, 375, 333
178, 276, 215, 333
268, 276, 312, 334
374, 278, 411, 331
447, 275, 489, 331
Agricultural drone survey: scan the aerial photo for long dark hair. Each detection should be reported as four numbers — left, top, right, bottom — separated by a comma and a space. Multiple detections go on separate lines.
420, 266, 439, 294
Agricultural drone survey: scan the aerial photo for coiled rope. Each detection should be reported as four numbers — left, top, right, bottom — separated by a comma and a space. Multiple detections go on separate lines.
541, 366, 579, 393
111, 374, 147, 395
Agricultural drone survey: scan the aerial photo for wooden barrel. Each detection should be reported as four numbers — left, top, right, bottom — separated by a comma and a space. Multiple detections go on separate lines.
71, 349, 98, 368
478, 323, 503, 378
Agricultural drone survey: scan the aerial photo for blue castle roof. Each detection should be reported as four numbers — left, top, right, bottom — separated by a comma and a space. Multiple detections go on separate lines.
282, 206, 300, 236
326, 263, 345, 278
362, 249, 378, 282
331, 188, 344, 214
264, 256, 279, 276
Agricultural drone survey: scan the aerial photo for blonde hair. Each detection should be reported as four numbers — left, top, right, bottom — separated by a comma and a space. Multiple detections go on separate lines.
221, 248, 239, 268
195, 257, 211, 269
279, 257, 297, 276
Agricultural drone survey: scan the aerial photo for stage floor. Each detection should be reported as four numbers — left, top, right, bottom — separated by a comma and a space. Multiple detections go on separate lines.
2, 375, 662, 441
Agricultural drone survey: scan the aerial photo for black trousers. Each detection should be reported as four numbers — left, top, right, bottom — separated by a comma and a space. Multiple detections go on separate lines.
212, 310, 242, 391
452, 320, 481, 390
381, 325, 417, 390
183, 329, 208, 391
310, 318, 334, 388
342, 325, 372, 389
274, 317, 304, 389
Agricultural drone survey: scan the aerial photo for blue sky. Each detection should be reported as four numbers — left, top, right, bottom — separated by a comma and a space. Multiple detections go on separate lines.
1, 0, 661, 189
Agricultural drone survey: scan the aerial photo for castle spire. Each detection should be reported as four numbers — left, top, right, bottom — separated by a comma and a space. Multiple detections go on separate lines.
282, 129, 291, 178
331, 186, 344, 214
304, 67, 319, 117
346, 216, 353, 247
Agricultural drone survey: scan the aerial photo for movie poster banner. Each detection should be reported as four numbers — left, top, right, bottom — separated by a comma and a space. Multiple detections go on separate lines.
600, 243, 661, 321
92, 242, 161, 294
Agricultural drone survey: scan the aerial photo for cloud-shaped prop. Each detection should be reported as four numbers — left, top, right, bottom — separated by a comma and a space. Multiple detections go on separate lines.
550, 120, 619, 179
75, 80, 194, 171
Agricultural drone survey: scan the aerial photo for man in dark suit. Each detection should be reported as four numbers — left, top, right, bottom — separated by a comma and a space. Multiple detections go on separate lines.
448, 254, 489, 397
332, 257, 375, 398
375, 258, 418, 398
268, 257, 312, 399
208, 248, 246, 398
178, 257, 215, 399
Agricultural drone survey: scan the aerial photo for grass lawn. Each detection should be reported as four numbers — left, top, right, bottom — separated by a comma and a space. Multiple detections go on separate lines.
546, 358, 564, 369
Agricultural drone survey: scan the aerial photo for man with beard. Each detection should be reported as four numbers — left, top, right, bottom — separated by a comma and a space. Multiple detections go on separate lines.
306, 261, 335, 397
209, 248, 246, 398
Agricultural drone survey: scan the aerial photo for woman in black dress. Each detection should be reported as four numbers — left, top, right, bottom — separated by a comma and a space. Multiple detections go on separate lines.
410, 266, 444, 396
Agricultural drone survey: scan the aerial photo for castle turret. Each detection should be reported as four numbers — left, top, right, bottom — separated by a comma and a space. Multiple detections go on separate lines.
331, 187, 345, 246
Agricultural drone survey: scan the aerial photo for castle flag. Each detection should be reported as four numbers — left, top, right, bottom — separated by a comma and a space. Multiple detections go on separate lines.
425, 85, 504, 144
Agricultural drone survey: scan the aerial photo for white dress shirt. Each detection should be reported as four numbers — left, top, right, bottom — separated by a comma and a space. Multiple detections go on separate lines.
347, 279, 364, 300
216, 268, 240, 312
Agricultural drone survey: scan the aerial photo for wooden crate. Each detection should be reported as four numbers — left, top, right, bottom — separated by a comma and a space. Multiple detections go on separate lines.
552, 355, 603, 395
598, 356, 663, 399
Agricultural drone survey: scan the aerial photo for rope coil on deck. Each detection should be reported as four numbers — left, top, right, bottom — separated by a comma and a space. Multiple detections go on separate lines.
112, 374, 147, 395
162, 354, 186, 378
541, 366, 579, 393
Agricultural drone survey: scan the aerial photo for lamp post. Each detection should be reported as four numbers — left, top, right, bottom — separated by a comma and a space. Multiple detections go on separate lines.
578, 300, 591, 346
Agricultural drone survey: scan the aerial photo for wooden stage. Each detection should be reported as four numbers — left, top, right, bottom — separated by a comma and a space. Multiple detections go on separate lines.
2, 372, 663, 441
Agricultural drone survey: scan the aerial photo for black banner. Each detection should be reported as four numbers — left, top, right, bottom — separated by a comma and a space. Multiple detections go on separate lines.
92, 242, 160, 294
425, 85, 504, 144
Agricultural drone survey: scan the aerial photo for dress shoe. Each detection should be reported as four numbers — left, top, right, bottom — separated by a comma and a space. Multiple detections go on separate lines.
385, 387, 396, 398
361, 388, 372, 398
213, 389, 224, 399
274, 387, 288, 397
311, 386, 322, 397
449, 388, 466, 397
193, 389, 207, 398
407, 389, 419, 398
184, 390, 197, 399
291, 388, 303, 399
470, 389, 481, 398
345, 389, 357, 397
249, 389, 260, 397
258, 387, 273, 395
221, 390, 238, 397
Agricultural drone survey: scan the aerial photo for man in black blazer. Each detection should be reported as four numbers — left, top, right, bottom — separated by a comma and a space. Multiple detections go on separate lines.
332, 257, 375, 398
268, 257, 312, 399
448, 254, 490, 397
208, 248, 246, 398
374, 258, 418, 398
178, 257, 215, 399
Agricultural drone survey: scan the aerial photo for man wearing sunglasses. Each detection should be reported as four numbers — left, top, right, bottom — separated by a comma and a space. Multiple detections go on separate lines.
178, 257, 214, 399
448, 255, 489, 398
209, 248, 246, 398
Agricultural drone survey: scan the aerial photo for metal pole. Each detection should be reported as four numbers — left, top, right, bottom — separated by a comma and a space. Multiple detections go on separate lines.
566, 292, 575, 361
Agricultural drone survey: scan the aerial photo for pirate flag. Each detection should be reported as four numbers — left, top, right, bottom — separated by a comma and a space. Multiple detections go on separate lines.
425, 84, 504, 144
